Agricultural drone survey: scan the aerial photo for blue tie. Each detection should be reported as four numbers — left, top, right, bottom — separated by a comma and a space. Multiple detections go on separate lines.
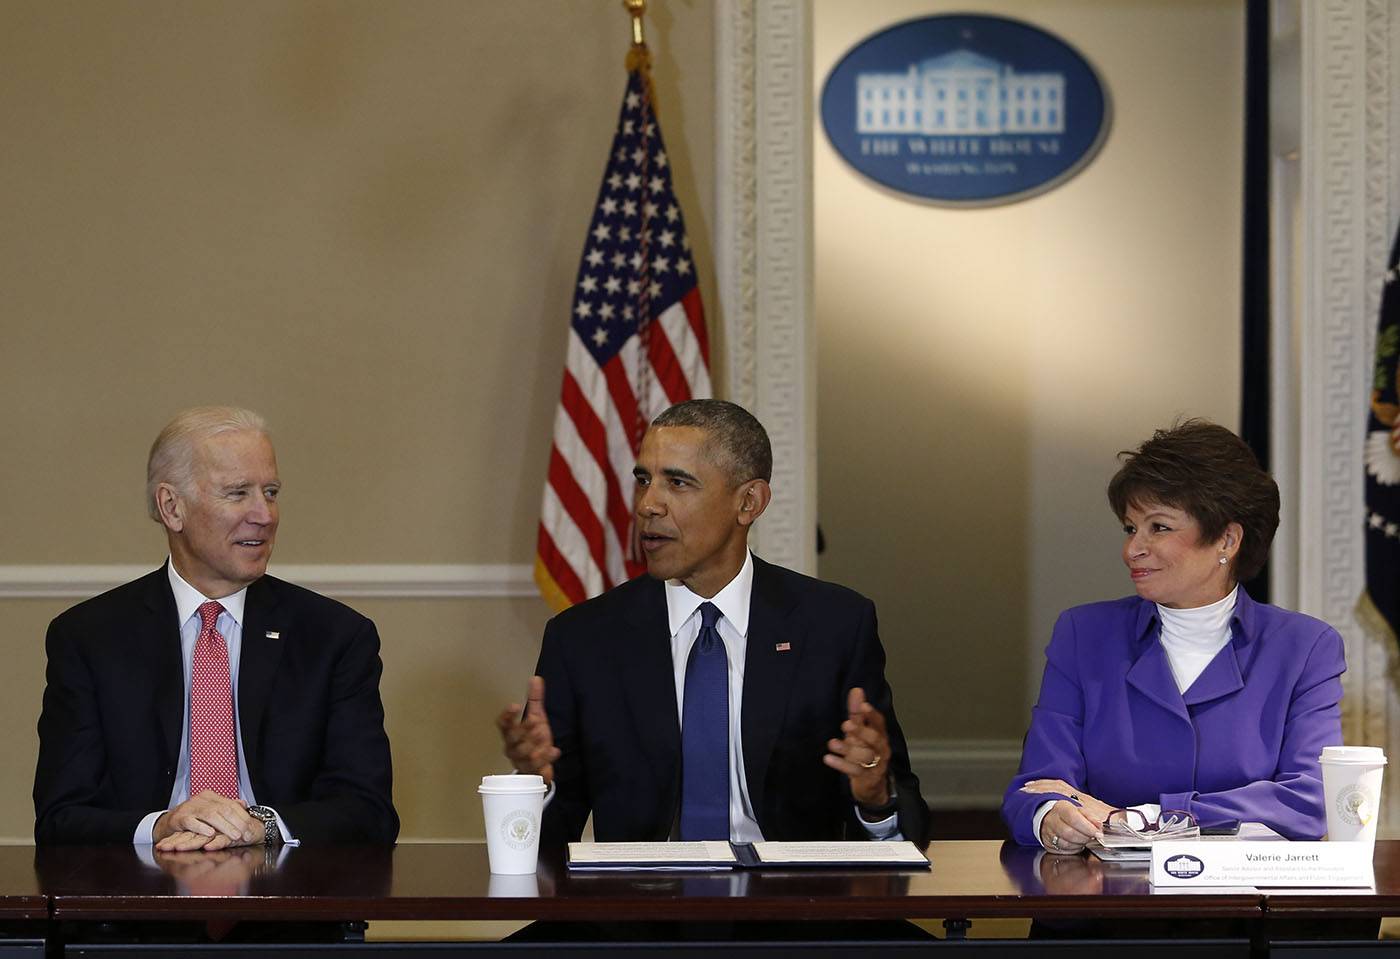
680, 601, 729, 841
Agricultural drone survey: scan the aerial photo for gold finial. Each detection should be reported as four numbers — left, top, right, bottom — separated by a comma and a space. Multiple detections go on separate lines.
623, 0, 646, 46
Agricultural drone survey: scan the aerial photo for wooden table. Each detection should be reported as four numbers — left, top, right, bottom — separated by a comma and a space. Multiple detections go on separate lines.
4, 840, 1400, 954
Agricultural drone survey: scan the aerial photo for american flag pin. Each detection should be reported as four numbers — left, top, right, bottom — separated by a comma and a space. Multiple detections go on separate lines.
775, 642, 791, 652
265, 631, 280, 640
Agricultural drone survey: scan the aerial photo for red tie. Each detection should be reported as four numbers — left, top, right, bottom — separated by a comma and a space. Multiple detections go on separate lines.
189, 600, 239, 799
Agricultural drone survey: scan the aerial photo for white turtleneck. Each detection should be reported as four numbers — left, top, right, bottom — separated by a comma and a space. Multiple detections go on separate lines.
1156, 585, 1237, 693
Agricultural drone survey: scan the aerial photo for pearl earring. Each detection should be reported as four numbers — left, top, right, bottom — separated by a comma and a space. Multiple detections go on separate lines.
1218, 555, 1228, 566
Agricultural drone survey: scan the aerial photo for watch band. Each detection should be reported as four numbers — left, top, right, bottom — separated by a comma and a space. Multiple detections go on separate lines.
246, 805, 283, 846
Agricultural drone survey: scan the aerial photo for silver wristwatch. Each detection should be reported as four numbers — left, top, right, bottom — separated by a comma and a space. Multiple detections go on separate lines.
246, 805, 283, 846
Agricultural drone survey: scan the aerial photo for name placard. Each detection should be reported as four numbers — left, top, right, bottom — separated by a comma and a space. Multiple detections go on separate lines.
1150, 841, 1374, 888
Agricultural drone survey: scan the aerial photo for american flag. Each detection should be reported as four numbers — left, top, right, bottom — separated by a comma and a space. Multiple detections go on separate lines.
535, 62, 711, 612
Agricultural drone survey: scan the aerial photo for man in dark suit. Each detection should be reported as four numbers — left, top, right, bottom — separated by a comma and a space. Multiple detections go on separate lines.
34, 406, 398, 848
499, 399, 928, 848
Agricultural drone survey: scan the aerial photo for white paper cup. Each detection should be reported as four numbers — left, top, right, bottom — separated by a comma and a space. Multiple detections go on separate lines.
1319, 746, 1387, 844
479, 774, 547, 874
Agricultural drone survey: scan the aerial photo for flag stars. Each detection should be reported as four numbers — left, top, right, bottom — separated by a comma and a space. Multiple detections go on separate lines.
658, 229, 676, 248
648, 175, 665, 194
643, 201, 659, 219
592, 326, 609, 347
631, 146, 647, 166
574, 300, 593, 319
623, 304, 635, 321
600, 197, 618, 216
1388, 267, 1399, 284
1389, 523, 1400, 539
1372, 512, 1387, 529
625, 172, 642, 192
649, 280, 662, 298
622, 199, 638, 218
627, 278, 641, 295
619, 225, 633, 243
626, 92, 641, 109
608, 173, 623, 191
612, 252, 628, 270
585, 248, 605, 267
579, 275, 598, 294
623, 119, 635, 136
654, 150, 668, 168
665, 204, 680, 223
598, 302, 616, 321
614, 147, 627, 164
592, 223, 613, 243
629, 253, 643, 271
604, 276, 622, 295
652, 255, 671, 274
676, 258, 692, 276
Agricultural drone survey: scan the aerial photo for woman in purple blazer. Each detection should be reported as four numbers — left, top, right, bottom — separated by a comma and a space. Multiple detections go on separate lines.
1003, 421, 1346, 851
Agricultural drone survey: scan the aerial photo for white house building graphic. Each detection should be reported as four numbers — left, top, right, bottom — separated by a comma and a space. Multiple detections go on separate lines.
856, 50, 1065, 135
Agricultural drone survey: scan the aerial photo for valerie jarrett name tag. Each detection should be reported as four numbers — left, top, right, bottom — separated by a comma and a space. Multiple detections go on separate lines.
1151, 841, 1374, 888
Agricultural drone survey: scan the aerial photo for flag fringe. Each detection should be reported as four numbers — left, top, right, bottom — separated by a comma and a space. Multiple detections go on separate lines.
1355, 589, 1400, 694
534, 557, 575, 614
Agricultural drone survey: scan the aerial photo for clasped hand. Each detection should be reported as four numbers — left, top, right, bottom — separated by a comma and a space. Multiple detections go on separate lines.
153, 790, 261, 852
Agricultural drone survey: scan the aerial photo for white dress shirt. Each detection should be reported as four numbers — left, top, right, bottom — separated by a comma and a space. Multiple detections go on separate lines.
664, 551, 899, 841
132, 561, 295, 845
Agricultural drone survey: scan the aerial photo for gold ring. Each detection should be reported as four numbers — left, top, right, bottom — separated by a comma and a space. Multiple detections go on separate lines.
859, 756, 881, 769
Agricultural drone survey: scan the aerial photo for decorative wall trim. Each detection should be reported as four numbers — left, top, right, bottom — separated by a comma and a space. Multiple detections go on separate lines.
907, 739, 1023, 810
0, 564, 537, 600
1297, 0, 1398, 829
716, 0, 817, 575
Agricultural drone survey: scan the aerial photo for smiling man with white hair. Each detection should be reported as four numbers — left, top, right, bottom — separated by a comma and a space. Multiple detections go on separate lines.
34, 406, 398, 848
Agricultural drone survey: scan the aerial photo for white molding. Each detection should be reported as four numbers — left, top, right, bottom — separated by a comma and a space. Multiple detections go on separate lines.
716, 0, 817, 576
0, 564, 537, 600
1297, 0, 1400, 834
907, 739, 1022, 811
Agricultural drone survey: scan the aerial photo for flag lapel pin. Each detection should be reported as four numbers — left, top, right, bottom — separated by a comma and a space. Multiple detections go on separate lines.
775, 642, 791, 652
265, 631, 281, 640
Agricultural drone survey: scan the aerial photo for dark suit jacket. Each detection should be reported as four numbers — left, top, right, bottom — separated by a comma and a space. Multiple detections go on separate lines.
536, 556, 929, 849
34, 566, 399, 844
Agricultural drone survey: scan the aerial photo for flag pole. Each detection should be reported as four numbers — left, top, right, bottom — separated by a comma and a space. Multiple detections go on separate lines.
623, 0, 646, 47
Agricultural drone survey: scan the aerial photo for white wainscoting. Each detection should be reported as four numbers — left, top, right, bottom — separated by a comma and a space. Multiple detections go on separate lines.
906, 738, 1023, 811
0, 565, 537, 600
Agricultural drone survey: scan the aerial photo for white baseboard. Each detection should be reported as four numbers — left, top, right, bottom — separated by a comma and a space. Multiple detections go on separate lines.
907, 738, 1022, 810
0, 564, 538, 600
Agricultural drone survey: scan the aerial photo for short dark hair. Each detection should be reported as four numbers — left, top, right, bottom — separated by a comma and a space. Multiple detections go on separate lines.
651, 399, 773, 484
1106, 419, 1279, 582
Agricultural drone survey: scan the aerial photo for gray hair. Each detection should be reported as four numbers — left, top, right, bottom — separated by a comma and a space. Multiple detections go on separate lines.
146, 406, 270, 521
651, 399, 772, 484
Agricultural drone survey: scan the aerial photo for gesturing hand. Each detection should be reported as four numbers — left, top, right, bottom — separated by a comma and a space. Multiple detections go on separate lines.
822, 687, 892, 808
496, 675, 560, 785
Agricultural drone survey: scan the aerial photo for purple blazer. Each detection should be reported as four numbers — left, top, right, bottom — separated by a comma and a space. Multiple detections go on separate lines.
1002, 589, 1344, 845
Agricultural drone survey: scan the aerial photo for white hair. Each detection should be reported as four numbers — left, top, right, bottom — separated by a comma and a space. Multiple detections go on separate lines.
146, 406, 270, 522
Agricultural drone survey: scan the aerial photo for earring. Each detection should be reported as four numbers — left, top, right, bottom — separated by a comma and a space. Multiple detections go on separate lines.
1218, 555, 1228, 566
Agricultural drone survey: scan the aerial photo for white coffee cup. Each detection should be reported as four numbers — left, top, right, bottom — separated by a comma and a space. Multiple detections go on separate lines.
1319, 745, 1387, 844
479, 774, 548, 874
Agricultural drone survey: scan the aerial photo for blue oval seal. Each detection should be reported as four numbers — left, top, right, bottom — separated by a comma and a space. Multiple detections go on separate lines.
1163, 854, 1205, 880
820, 14, 1111, 206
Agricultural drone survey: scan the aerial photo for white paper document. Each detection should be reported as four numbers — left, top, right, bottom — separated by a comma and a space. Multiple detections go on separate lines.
567, 841, 737, 870
1089, 822, 1284, 863
750, 841, 929, 867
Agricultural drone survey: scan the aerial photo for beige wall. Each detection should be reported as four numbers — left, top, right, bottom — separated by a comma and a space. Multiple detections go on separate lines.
814, 0, 1244, 743
0, 0, 715, 840
1, 0, 1248, 839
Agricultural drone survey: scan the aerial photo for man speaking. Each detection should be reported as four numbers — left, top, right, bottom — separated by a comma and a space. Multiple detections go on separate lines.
499, 399, 928, 848
35, 406, 398, 848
